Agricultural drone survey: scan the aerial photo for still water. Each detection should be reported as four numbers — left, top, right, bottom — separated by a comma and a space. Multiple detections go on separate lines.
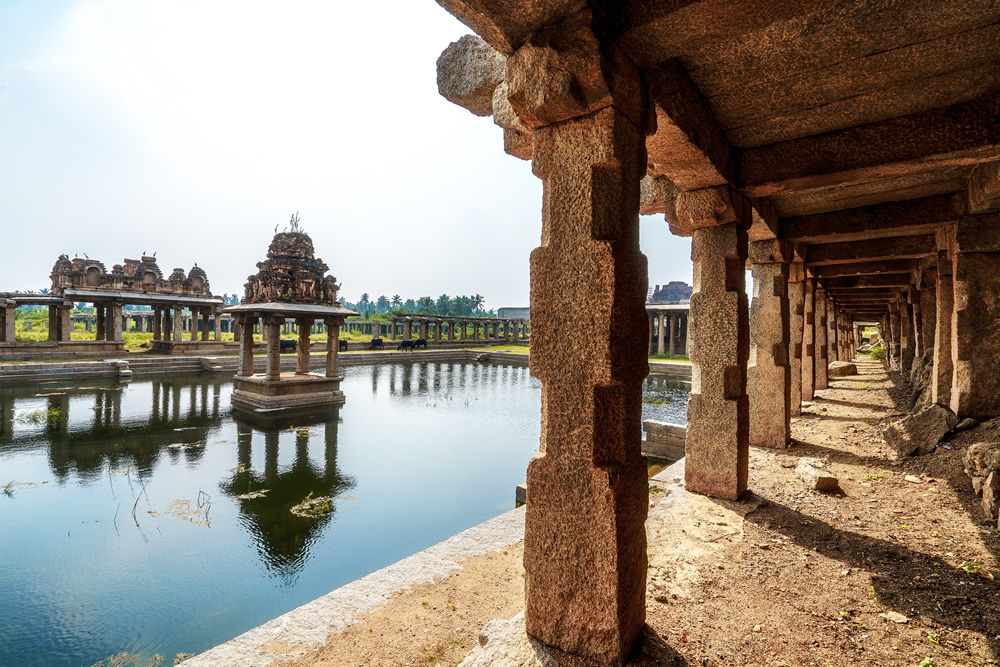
0, 362, 688, 666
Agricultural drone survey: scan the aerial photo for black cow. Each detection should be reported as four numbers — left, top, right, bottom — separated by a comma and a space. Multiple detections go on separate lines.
368, 338, 384, 350
279, 339, 297, 354
414, 338, 428, 349
339, 339, 348, 352
397, 340, 415, 352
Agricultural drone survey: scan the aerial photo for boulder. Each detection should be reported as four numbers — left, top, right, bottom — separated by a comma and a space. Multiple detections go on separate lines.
882, 404, 959, 457
795, 457, 840, 492
460, 612, 556, 667
956, 417, 978, 431
964, 441, 1000, 522
828, 361, 858, 377
436, 35, 506, 117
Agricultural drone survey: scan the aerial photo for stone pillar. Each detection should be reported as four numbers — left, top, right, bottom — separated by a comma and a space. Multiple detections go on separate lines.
656, 312, 666, 355
201, 312, 210, 341
788, 261, 805, 415
950, 216, 1000, 418
666, 313, 676, 356
239, 317, 256, 376
449, 320, 457, 340
59, 307, 72, 342
511, 25, 650, 656
162, 307, 172, 341
96, 305, 106, 341
234, 320, 242, 343
748, 240, 791, 448
296, 317, 312, 374
403, 320, 411, 341
111, 304, 123, 342
188, 308, 198, 342
265, 318, 281, 381
213, 312, 221, 341
801, 278, 815, 401
888, 301, 901, 369
173, 307, 183, 342
325, 318, 339, 377
899, 288, 915, 376
2, 304, 14, 343
932, 232, 953, 407
473, 321, 480, 341
826, 298, 837, 368
419, 320, 428, 340
687, 217, 750, 500
814, 285, 828, 390
390, 319, 397, 340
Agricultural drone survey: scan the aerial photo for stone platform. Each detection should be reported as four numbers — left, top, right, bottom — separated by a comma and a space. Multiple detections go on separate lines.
150, 340, 239, 355
231, 373, 345, 413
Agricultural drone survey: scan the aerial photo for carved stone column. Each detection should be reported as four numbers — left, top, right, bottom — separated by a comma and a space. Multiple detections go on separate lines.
403, 320, 411, 341
2, 303, 14, 343
96, 305, 106, 341
213, 311, 221, 341
900, 288, 915, 376
239, 316, 256, 377
813, 285, 828, 390
172, 307, 183, 342
59, 306, 72, 342
788, 260, 805, 415
932, 229, 953, 407
296, 317, 312, 374
325, 317, 339, 377
508, 12, 651, 660
748, 240, 791, 448
265, 317, 281, 381
888, 300, 901, 369
111, 304, 123, 342
801, 278, 816, 400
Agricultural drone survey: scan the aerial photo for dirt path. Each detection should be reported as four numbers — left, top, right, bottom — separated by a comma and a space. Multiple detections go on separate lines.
289, 357, 999, 666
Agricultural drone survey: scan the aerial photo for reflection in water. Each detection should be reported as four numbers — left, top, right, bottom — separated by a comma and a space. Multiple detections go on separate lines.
222, 414, 355, 582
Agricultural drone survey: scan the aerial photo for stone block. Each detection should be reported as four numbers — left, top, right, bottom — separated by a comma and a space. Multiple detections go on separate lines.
795, 457, 840, 492
642, 419, 686, 461
982, 471, 1000, 522
436, 35, 506, 117
882, 403, 958, 458
748, 239, 792, 265
953, 213, 1000, 254
828, 361, 858, 377
459, 612, 556, 667
968, 161, 1000, 214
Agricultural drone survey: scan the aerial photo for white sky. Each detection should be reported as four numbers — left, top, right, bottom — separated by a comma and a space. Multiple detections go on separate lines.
0, 0, 693, 309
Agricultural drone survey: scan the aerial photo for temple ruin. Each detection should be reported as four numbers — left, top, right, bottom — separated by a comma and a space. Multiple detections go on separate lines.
225, 225, 357, 414
435, 2, 1000, 662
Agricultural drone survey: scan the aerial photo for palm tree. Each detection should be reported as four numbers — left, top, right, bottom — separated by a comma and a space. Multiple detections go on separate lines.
472, 294, 485, 312
417, 296, 435, 313
391, 294, 403, 308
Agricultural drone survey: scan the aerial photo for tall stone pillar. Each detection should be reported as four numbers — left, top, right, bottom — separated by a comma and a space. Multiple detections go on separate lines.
403, 320, 411, 341
325, 318, 339, 377
814, 285, 828, 390
449, 320, 456, 340
188, 308, 199, 341
801, 278, 816, 401
950, 215, 1000, 418
900, 290, 915, 376
932, 231, 953, 407
239, 317, 256, 376
473, 321, 480, 341
201, 312, 210, 341
2, 304, 14, 343
265, 318, 281, 381
59, 307, 72, 342
888, 301, 901, 369
748, 240, 791, 448
509, 17, 650, 657
686, 215, 750, 499
826, 299, 837, 367
420, 321, 428, 340
390, 319, 397, 340
96, 305, 106, 341
296, 317, 312, 374
213, 312, 221, 340
173, 307, 183, 342
655, 312, 665, 355
788, 261, 805, 415
111, 304, 123, 342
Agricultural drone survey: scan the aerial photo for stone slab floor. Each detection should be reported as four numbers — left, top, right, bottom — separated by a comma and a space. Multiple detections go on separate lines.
282, 357, 998, 667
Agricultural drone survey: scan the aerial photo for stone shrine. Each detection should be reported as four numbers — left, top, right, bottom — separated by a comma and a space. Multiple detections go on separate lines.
225, 221, 357, 414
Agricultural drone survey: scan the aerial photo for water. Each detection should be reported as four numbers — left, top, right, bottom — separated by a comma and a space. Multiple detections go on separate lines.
0, 362, 688, 666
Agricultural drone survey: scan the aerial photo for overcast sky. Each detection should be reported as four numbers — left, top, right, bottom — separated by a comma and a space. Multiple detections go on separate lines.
0, 0, 693, 310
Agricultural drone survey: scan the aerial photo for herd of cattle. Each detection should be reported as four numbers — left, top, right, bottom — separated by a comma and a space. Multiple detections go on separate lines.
280, 337, 429, 353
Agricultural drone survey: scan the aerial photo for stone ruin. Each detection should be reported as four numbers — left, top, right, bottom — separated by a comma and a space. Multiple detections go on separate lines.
242, 232, 340, 305
50, 254, 212, 297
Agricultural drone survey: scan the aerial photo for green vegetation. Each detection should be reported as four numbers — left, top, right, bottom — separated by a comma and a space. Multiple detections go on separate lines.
869, 343, 885, 360
290, 491, 334, 518
649, 353, 691, 364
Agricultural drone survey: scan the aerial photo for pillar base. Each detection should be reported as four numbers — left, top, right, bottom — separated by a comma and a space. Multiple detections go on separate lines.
231, 373, 345, 412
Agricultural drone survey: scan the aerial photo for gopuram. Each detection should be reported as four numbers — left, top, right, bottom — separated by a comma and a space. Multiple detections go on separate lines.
434, 3, 1000, 663
225, 219, 357, 414
1, 253, 226, 358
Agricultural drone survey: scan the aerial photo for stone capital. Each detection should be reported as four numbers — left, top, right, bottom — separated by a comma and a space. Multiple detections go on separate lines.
748, 239, 792, 265
968, 161, 1000, 215
669, 185, 752, 236
788, 261, 806, 283
505, 9, 648, 132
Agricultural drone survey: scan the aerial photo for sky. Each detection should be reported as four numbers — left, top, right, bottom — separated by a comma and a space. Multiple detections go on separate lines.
0, 0, 693, 311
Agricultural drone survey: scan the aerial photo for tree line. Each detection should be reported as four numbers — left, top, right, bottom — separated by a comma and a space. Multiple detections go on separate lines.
342, 293, 492, 319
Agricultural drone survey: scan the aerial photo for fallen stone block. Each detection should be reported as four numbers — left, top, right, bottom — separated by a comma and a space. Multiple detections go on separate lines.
642, 419, 686, 462
956, 417, 978, 431
982, 470, 1000, 522
460, 612, 556, 667
795, 457, 840, 492
882, 404, 959, 457
828, 361, 858, 377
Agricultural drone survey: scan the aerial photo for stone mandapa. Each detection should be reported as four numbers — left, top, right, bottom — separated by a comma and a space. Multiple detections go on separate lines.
882, 404, 958, 458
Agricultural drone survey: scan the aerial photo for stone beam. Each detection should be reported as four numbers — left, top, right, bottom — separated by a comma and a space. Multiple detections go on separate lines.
435, 0, 586, 54
780, 194, 964, 244
811, 260, 916, 278
645, 58, 732, 190
968, 161, 1000, 214
805, 235, 935, 265
436, 35, 506, 116
740, 95, 1000, 198
822, 274, 914, 290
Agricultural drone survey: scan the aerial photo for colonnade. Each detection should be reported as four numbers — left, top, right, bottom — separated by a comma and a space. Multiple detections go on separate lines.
387, 317, 528, 342
150, 305, 222, 343
645, 307, 689, 356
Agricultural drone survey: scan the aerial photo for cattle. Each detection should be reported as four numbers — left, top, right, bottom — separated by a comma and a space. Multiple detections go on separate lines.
338, 339, 348, 352
279, 339, 297, 353
414, 338, 428, 349
397, 340, 415, 351
369, 338, 384, 350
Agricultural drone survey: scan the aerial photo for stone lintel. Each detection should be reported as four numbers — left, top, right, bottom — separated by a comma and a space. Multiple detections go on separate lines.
805, 235, 935, 265
780, 193, 964, 244
811, 259, 916, 278
748, 197, 779, 241
953, 213, 1000, 253
748, 238, 791, 264
639, 174, 678, 216
436, 35, 506, 117
644, 58, 732, 190
822, 274, 913, 289
435, 0, 587, 55
968, 160, 1000, 214
739, 95, 1000, 197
